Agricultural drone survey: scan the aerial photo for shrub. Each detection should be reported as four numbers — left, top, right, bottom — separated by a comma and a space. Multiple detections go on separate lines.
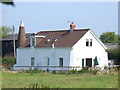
2, 57, 16, 66
27, 82, 59, 88
106, 47, 120, 65
68, 69, 77, 74
52, 70, 56, 74
28, 82, 51, 88
25, 68, 42, 73
89, 69, 99, 75
79, 67, 89, 73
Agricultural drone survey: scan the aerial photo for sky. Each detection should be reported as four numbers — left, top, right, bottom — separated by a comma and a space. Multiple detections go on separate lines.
1, 1, 118, 37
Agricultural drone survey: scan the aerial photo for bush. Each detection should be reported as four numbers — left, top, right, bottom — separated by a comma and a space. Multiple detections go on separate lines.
2, 57, 16, 66
78, 67, 89, 73
68, 69, 77, 74
89, 69, 99, 75
106, 47, 120, 65
28, 82, 51, 88
26, 68, 42, 73
52, 70, 56, 74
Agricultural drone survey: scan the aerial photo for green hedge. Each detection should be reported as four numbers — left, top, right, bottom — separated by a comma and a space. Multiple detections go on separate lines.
106, 47, 120, 64
2, 57, 16, 66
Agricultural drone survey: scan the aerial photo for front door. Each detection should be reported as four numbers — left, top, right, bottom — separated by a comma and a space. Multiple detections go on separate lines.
86, 58, 92, 67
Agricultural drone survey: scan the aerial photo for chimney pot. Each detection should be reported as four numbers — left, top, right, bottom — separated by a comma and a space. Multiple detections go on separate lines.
70, 22, 76, 30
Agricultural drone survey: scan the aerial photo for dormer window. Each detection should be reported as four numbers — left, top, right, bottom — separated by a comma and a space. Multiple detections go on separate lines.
32, 37, 35, 46
30, 35, 46, 47
30, 36, 36, 47
54, 38, 59, 42
47, 38, 51, 42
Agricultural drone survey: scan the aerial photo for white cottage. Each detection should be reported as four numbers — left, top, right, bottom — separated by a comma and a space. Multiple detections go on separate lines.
14, 21, 108, 70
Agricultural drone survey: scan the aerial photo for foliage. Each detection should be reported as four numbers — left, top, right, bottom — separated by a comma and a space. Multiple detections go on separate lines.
2, 57, 16, 66
78, 67, 89, 73
28, 82, 51, 88
52, 70, 56, 74
100, 32, 119, 43
106, 47, 120, 64
68, 69, 77, 74
2, 72, 118, 88
0, 26, 12, 39
1, 0, 14, 6
26, 68, 42, 73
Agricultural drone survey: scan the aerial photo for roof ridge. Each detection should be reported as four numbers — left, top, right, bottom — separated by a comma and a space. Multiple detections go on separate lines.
38, 29, 89, 33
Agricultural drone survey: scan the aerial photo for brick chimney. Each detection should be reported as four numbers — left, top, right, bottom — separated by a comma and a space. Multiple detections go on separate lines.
17, 20, 26, 47
70, 22, 76, 30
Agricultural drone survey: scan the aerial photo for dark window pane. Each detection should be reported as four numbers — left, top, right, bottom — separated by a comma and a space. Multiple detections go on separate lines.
31, 57, 34, 66
86, 39, 89, 46
82, 59, 84, 67
90, 39, 92, 46
59, 58, 63, 67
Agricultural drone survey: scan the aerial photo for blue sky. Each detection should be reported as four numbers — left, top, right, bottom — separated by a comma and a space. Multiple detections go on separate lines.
2, 2, 118, 36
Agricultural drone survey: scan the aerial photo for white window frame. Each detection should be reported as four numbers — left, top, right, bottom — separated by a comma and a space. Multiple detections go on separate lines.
30, 36, 36, 47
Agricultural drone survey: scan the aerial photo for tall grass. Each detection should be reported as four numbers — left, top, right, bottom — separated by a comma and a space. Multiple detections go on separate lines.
2, 71, 118, 88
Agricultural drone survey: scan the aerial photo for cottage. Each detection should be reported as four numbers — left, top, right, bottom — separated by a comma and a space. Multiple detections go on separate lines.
14, 21, 108, 70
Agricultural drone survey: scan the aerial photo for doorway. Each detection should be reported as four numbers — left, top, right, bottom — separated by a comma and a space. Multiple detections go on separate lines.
86, 58, 92, 67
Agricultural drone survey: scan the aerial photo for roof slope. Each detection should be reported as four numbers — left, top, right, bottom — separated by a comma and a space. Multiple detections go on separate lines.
24, 29, 89, 47
2, 33, 34, 41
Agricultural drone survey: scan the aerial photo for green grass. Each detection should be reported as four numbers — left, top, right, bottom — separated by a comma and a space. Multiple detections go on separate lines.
2, 72, 119, 88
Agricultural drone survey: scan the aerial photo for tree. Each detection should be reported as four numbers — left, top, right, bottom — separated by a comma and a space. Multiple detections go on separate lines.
0, 26, 12, 39
1, 0, 14, 6
100, 32, 119, 43
106, 47, 120, 65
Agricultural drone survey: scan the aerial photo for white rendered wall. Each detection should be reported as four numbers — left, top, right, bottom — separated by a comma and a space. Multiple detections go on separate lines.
71, 30, 108, 67
15, 47, 71, 68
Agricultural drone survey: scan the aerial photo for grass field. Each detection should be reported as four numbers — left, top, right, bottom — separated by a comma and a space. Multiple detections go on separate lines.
2, 72, 118, 88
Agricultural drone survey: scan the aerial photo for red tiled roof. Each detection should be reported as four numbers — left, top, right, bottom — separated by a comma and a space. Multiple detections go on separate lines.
23, 29, 89, 47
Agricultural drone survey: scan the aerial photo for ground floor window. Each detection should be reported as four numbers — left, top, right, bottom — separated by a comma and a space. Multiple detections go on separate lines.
82, 59, 84, 67
47, 57, 49, 66
31, 57, 34, 66
59, 58, 63, 67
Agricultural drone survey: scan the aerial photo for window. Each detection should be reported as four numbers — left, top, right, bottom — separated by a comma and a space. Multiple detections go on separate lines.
47, 38, 51, 42
59, 58, 63, 67
82, 59, 84, 67
47, 58, 49, 66
31, 57, 34, 66
32, 37, 35, 46
90, 39, 92, 46
86, 39, 89, 46
86, 39, 92, 47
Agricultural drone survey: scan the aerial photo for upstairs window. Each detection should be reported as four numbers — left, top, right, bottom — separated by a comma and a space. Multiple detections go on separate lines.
90, 39, 92, 46
32, 37, 35, 46
30, 37, 36, 47
86, 39, 89, 46
86, 39, 93, 47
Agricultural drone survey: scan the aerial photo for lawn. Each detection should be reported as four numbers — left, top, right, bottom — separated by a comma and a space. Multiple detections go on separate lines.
2, 72, 119, 88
